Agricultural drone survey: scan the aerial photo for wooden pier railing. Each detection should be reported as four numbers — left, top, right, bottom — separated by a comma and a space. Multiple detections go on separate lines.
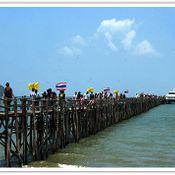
0, 96, 165, 167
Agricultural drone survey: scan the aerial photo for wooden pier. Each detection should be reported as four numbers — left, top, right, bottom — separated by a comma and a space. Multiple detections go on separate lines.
0, 96, 164, 167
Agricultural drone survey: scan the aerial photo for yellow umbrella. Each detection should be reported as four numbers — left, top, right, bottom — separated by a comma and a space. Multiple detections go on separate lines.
28, 82, 40, 91
34, 82, 40, 90
28, 83, 34, 90
113, 89, 119, 94
87, 87, 94, 93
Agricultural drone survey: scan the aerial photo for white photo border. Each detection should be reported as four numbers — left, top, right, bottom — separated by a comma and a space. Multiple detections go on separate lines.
0, 2, 174, 174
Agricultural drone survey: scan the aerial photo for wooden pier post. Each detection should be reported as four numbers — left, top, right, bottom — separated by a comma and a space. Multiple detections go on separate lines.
21, 97, 28, 165
4, 99, 10, 167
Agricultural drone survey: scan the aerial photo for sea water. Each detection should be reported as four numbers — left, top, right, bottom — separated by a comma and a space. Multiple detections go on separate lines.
28, 104, 175, 168
1, 104, 175, 167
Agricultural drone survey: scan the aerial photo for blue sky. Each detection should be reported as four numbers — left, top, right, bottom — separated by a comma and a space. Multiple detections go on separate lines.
0, 7, 175, 97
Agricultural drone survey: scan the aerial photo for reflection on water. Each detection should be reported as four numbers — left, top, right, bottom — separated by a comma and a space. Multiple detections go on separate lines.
15, 105, 175, 167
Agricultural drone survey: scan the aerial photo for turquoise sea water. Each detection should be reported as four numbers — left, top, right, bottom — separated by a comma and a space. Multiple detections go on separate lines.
27, 104, 175, 168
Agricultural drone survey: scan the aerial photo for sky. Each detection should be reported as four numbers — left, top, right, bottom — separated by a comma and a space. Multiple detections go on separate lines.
0, 7, 175, 97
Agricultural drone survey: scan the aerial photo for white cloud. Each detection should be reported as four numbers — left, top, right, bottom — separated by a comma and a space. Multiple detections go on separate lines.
104, 32, 118, 51
58, 35, 85, 57
96, 18, 136, 52
59, 46, 82, 57
136, 40, 156, 55
71, 35, 85, 45
58, 18, 158, 57
97, 18, 135, 34
96, 18, 158, 56
122, 30, 136, 49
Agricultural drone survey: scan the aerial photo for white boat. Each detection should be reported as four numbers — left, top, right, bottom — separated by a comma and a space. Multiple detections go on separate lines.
165, 89, 175, 103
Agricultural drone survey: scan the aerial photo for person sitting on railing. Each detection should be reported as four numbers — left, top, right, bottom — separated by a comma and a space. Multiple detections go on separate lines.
3, 82, 14, 111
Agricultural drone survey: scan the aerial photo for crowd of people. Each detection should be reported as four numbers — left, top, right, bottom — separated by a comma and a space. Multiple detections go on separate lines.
72, 91, 127, 105
1, 82, 67, 110
3, 81, 159, 109
1, 82, 128, 103
0, 81, 162, 112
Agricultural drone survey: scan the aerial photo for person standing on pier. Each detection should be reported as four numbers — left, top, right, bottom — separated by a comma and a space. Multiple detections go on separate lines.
89, 91, 95, 105
84, 91, 89, 101
30, 88, 36, 99
58, 90, 66, 107
3, 82, 14, 110
73, 91, 77, 101
59, 90, 66, 100
115, 93, 120, 101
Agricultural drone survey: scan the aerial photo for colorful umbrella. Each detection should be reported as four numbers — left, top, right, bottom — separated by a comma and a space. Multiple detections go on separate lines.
113, 89, 119, 94
28, 82, 40, 90
104, 87, 110, 92
87, 87, 94, 93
